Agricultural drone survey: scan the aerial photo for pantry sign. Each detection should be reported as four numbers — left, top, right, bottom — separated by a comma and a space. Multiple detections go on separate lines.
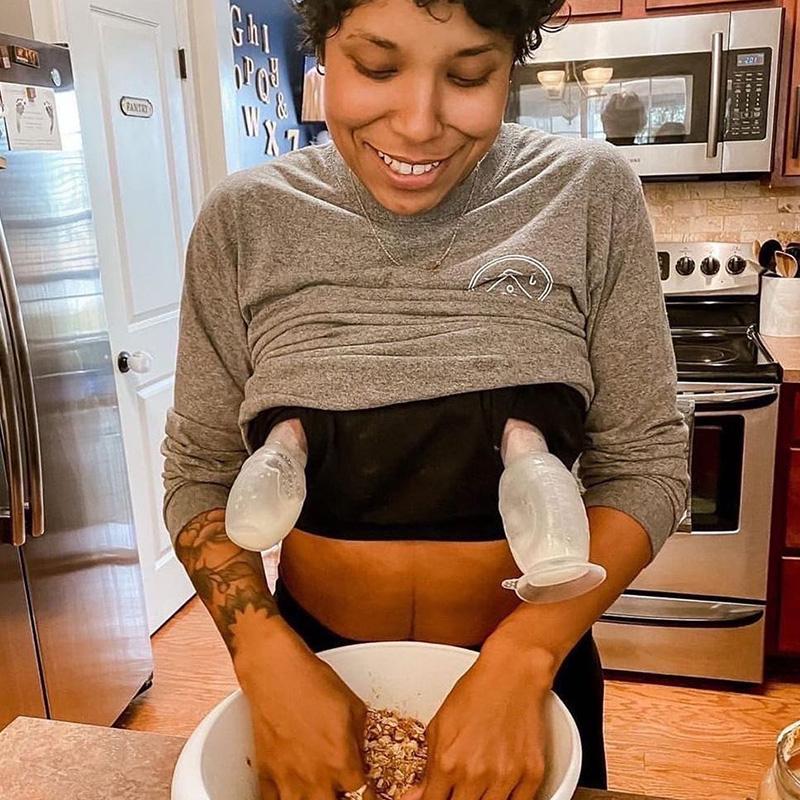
230, 1, 313, 164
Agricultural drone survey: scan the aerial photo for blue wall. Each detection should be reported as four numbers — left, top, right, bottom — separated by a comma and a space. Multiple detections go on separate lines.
230, 0, 325, 168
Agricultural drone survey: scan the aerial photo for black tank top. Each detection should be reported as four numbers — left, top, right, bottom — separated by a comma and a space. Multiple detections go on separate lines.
247, 383, 586, 542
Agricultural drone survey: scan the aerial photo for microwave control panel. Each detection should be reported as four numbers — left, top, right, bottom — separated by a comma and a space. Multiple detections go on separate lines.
724, 48, 772, 142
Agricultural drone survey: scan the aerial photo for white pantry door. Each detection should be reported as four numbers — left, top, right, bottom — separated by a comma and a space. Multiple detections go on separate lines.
61, 0, 197, 632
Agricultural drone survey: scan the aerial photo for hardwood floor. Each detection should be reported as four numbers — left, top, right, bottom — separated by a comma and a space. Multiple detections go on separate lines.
116, 555, 800, 800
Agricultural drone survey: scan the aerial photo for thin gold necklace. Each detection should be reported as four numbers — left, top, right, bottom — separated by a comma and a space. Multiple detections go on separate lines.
347, 157, 484, 271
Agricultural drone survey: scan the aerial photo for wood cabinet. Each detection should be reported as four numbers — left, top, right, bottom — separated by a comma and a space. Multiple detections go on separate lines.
787, 448, 800, 549
555, 0, 622, 16
769, 383, 800, 657
774, 0, 800, 179
778, 558, 800, 654
555, 0, 779, 21
645, 0, 763, 8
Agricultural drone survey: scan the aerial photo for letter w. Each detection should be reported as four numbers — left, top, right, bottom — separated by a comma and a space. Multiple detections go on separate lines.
243, 106, 260, 137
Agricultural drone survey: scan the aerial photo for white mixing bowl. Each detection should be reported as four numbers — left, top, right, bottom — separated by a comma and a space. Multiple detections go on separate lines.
171, 641, 582, 800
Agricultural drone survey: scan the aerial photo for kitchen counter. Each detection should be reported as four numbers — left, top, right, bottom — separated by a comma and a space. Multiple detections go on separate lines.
762, 334, 800, 383
0, 716, 673, 800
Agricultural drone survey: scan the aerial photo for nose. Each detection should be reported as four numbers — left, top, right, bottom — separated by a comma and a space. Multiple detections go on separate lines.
388, 74, 444, 145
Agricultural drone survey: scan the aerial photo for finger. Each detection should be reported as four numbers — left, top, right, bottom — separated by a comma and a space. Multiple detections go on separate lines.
274, 777, 337, 800
269, 765, 336, 800
481, 777, 524, 800
333, 768, 373, 799
419, 770, 454, 800
450, 776, 488, 800
508, 772, 544, 800
399, 786, 424, 800
258, 774, 280, 800
312, 783, 344, 800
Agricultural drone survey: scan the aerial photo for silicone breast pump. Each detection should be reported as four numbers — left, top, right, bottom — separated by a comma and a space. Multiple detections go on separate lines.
498, 418, 607, 603
225, 419, 308, 551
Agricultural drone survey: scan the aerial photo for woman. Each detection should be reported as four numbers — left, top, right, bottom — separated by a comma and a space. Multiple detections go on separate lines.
161, 0, 689, 798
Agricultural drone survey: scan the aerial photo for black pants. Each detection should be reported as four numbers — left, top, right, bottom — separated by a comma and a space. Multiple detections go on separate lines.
274, 576, 607, 789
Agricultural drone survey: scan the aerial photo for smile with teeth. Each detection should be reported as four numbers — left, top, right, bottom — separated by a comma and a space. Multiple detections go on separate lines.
375, 147, 442, 175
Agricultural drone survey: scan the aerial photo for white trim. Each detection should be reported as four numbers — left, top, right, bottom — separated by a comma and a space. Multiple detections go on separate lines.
28, 0, 68, 42
183, 0, 240, 193
173, 0, 206, 214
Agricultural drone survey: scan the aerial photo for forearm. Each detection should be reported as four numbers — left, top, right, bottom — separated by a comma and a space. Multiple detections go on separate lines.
481, 505, 652, 681
174, 507, 291, 667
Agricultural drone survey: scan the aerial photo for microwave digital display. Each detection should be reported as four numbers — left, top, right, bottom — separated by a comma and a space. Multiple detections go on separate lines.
737, 53, 765, 67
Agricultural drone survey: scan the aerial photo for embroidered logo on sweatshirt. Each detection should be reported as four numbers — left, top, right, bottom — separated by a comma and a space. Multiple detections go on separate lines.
467, 255, 554, 301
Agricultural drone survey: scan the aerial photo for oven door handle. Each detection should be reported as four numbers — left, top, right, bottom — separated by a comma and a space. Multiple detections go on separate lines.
600, 595, 764, 629
678, 386, 777, 405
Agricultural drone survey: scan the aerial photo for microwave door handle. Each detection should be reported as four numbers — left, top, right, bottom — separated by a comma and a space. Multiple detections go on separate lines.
707, 30, 724, 159
0, 223, 44, 537
0, 282, 27, 547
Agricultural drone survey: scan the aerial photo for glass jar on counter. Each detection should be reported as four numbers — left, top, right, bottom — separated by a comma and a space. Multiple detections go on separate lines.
759, 720, 800, 800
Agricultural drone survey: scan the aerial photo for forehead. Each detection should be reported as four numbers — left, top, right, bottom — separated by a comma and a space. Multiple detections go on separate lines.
332, 0, 511, 51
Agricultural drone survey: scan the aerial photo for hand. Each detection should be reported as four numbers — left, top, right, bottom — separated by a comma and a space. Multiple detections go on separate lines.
402, 650, 551, 800
235, 622, 378, 800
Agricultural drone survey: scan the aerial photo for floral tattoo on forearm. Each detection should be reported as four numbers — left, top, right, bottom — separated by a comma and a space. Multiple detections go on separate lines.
174, 508, 280, 651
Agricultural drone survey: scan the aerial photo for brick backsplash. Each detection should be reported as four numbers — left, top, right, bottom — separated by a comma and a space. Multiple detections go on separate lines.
643, 180, 800, 246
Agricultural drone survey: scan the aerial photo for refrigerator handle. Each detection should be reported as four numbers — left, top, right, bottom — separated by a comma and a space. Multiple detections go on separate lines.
0, 221, 44, 538
0, 291, 27, 547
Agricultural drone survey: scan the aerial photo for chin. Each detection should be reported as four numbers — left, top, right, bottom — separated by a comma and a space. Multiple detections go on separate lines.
378, 191, 443, 217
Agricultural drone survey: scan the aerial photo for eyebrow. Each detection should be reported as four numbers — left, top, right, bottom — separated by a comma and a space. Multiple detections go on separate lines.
346, 31, 499, 58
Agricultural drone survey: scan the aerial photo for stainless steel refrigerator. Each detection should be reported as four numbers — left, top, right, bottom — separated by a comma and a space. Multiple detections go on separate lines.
0, 33, 153, 730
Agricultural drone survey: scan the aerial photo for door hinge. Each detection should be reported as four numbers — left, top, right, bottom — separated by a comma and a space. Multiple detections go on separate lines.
178, 48, 188, 80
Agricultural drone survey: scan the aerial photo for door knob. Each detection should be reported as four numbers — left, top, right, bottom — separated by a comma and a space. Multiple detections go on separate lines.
117, 350, 153, 374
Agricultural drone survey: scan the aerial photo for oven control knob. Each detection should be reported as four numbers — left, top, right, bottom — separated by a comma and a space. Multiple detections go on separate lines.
701, 256, 721, 276
675, 256, 695, 276
726, 254, 747, 275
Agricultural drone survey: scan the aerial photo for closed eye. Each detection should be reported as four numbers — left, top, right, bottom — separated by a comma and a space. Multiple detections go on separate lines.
354, 63, 493, 87
356, 64, 396, 80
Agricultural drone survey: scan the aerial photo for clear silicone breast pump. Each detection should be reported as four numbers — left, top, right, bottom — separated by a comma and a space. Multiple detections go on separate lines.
224, 419, 308, 551
498, 418, 607, 603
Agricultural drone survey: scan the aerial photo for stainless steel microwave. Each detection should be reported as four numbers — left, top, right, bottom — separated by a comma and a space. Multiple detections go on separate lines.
506, 7, 784, 178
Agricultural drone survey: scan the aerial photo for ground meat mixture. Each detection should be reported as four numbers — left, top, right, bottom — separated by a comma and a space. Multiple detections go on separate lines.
362, 708, 428, 800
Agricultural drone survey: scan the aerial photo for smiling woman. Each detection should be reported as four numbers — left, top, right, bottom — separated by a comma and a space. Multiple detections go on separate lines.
161, 1, 689, 800
305, 0, 563, 216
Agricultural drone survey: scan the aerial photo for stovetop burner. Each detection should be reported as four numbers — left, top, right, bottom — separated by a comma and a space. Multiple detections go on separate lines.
656, 242, 782, 384
673, 343, 739, 367
670, 327, 781, 383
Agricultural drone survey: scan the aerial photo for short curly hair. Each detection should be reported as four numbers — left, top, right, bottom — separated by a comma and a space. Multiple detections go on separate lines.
293, 0, 571, 65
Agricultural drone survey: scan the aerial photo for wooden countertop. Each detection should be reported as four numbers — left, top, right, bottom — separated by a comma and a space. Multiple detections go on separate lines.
0, 717, 675, 800
762, 334, 800, 383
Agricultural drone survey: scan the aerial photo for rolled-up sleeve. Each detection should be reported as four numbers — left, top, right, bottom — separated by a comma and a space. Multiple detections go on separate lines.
161, 204, 251, 544
578, 156, 689, 561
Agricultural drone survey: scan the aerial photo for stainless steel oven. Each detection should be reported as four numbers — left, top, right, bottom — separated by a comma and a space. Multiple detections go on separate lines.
595, 243, 781, 683
507, 8, 784, 177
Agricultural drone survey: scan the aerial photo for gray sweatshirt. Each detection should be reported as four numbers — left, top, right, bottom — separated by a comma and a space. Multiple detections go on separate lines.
161, 122, 689, 558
